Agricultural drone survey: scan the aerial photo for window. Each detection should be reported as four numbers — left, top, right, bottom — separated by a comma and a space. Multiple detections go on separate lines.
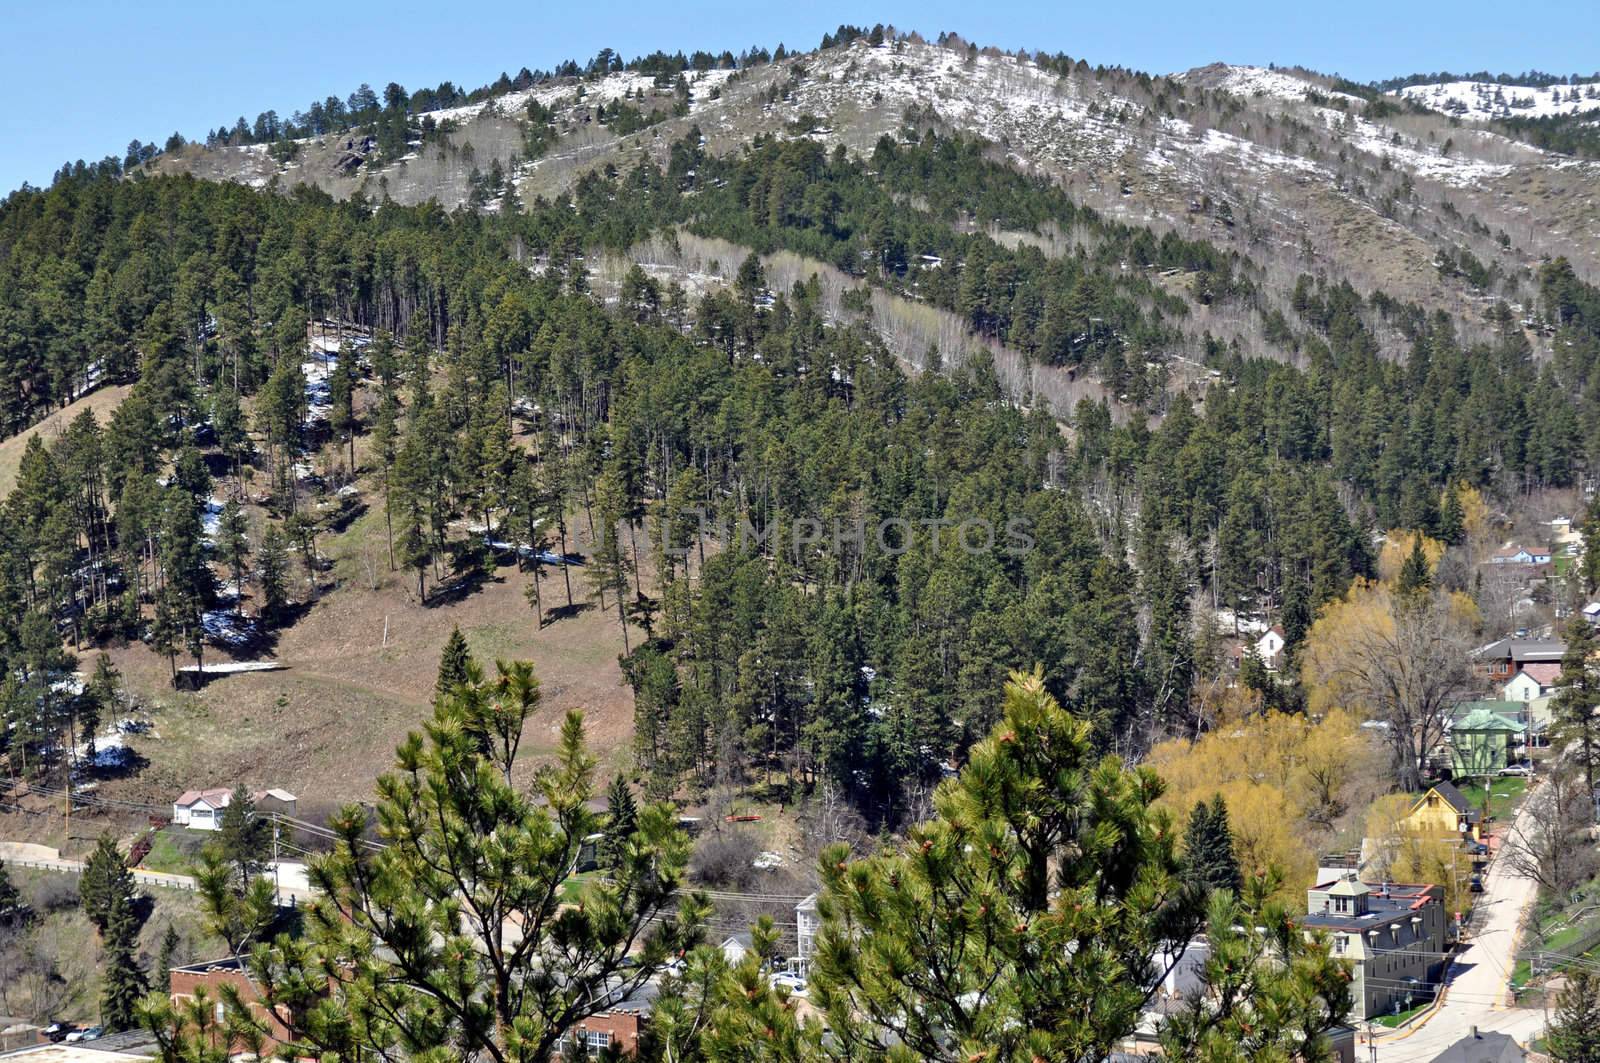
584, 1030, 611, 1056
215, 1002, 226, 1023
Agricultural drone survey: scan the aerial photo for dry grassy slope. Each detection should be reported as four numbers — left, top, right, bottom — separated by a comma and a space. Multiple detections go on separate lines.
0, 385, 133, 495
94, 426, 637, 822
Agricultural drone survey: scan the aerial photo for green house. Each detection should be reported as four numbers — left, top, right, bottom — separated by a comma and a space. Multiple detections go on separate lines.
1448, 703, 1525, 778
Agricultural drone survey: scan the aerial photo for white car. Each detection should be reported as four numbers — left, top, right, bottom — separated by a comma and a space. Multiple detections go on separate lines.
771, 972, 808, 995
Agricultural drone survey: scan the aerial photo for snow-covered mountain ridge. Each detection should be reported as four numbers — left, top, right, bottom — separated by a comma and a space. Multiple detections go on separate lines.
147, 37, 1600, 329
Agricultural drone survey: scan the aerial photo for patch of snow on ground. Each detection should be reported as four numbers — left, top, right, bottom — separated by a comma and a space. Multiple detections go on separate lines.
1306, 104, 1518, 187
201, 498, 224, 544
202, 600, 258, 648
177, 659, 282, 675
780, 42, 1148, 171
1202, 66, 1363, 107
1397, 80, 1600, 121
424, 70, 667, 126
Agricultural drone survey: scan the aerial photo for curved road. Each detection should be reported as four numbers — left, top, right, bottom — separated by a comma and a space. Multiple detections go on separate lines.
1370, 797, 1546, 1061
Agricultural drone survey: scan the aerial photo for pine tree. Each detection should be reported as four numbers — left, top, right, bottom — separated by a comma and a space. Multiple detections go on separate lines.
155, 923, 181, 992
82, 652, 120, 758
216, 785, 271, 884
1579, 494, 1600, 594
328, 344, 358, 475
99, 888, 148, 1030
257, 523, 290, 622
1437, 484, 1464, 545
80, 833, 135, 932
795, 669, 1207, 1060
1158, 869, 1352, 1058
436, 625, 472, 697
0, 862, 22, 923
216, 499, 250, 611
589, 469, 634, 653
1549, 969, 1600, 1062
1396, 533, 1433, 595
1183, 794, 1243, 897
194, 845, 278, 956
193, 661, 703, 1062
600, 773, 638, 869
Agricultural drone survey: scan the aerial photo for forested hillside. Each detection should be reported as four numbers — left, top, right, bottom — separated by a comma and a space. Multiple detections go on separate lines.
3, 120, 1600, 818
10, 18, 1600, 1059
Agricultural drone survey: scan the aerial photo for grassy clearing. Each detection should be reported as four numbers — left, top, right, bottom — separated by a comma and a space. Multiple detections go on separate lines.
0, 385, 132, 494
139, 826, 207, 876
1454, 776, 1527, 821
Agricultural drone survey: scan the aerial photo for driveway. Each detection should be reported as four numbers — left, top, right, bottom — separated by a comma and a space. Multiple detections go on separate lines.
1369, 797, 1546, 1060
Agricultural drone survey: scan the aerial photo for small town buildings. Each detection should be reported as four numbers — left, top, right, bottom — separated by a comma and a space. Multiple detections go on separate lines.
171, 787, 298, 831
795, 893, 820, 975
1303, 877, 1446, 1020
1448, 704, 1526, 777
1404, 781, 1482, 842
1487, 542, 1553, 566
1253, 626, 1286, 671
170, 789, 232, 830
720, 932, 753, 966
1432, 1029, 1526, 1061
253, 788, 298, 817
556, 983, 657, 1057
168, 957, 293, 1054
1473, 637, 1565, 683
1501, 661, 1561, 702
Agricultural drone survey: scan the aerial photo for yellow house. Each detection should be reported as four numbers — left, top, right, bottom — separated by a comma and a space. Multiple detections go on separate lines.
1403, 781, 1481, 842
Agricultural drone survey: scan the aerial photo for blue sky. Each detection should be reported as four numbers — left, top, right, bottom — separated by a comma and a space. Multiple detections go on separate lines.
3, 0, 1597, 195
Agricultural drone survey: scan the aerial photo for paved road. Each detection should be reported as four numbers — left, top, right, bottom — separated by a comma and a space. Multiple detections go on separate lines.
1369, 798, 1546, 1061
0, 841, 315, 903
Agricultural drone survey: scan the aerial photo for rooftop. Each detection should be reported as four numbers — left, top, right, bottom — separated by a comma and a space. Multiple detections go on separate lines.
1303, 880, 1439, 932
171, 956, 248, 974
1475, 637, 1566, 663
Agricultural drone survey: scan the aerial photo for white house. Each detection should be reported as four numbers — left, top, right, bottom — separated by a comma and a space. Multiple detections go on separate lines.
1254, 626, 1287, 671
1489, 542, 1553, 566
1502, 661, 1561, 703
172, 787, 298, 831
720, 932, 752, 966
795, 893, 819, 975
172, 788, 233, 831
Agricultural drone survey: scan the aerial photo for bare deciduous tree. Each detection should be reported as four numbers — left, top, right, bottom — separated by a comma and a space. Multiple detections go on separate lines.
1324, 592, 1476, 791
1501, 763, 1599, 897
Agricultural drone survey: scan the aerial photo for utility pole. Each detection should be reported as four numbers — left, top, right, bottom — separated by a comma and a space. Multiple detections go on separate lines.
271, 816, 282, 907
62, 723, 71, 844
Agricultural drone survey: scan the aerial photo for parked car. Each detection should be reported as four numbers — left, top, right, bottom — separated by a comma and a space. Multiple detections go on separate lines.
771, 972, 808, 995
1498, 764, 1532, 777
1470, 873, 1484, 893
41, 1023, 71, 1043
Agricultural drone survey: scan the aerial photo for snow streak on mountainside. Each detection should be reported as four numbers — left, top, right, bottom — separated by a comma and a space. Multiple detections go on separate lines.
146, 36, 1600, 334
1396, 80, 1600, 121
